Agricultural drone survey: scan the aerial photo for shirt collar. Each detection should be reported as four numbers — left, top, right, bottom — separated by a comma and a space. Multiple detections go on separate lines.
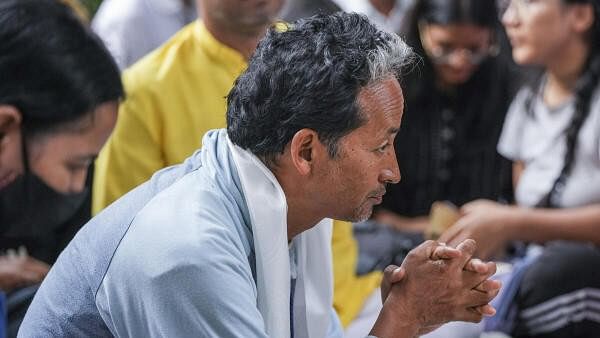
193, 21, 248, 75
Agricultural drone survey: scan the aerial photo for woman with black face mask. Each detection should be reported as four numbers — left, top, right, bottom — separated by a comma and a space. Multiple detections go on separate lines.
0, 0, 123, 335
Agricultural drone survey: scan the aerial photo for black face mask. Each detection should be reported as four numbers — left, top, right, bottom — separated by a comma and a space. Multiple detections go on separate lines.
0, 171, 88, 238
0, 133, 89, 238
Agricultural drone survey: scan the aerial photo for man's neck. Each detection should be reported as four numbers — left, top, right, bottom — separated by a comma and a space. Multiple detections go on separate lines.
285, 201, 325, 241
203, 20, 267, 60
270, 166, 325, 241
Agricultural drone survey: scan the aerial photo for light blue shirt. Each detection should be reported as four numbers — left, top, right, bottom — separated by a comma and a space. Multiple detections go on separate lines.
19, 129, 342, 337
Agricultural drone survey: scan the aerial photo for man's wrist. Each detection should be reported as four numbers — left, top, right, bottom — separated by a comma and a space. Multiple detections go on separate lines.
370, 300, 420, 338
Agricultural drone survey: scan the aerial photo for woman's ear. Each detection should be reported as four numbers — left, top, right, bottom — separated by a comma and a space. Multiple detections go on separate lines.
0, 105, 22, 139
569, 3, 595, 34
0, 105, 24, 177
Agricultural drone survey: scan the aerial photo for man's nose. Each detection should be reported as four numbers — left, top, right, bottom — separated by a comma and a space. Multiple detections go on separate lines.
381, 154, 401, 184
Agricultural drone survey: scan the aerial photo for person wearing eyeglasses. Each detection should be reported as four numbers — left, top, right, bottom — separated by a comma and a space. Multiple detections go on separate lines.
372, 0, 521, 235
436, 0, 600, 336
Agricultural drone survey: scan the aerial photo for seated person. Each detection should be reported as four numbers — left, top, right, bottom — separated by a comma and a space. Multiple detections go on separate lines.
91, 0, 383, 330
357, 0, 520, 273
440, 0, 600, 336
0, 0, 123, 335
20, 13, 500, 337
377, 0, 518, 233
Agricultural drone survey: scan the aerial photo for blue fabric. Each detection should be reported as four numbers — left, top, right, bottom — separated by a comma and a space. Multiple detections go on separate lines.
483, 246, 543, 333
0, 291, 6, 338
18, 129, 342, 337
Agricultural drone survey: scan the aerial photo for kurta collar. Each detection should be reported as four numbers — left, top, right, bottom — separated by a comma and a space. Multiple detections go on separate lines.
193, 21, 247, 76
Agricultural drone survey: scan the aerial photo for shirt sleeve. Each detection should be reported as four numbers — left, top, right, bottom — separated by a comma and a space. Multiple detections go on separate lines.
497, 87, 531, 161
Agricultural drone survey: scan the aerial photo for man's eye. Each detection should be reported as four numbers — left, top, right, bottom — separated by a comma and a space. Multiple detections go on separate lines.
377, 143, 390, 153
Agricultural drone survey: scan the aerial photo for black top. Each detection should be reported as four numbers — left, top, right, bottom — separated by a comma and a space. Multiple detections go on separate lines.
380, 53, 521, 217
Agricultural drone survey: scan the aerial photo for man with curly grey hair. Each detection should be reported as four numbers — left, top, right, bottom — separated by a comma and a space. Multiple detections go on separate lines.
21, 12, 500, 337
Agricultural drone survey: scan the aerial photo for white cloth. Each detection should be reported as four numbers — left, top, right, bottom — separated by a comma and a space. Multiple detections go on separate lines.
498, 82, 600, 207
228, 138, 334, 338
92, 0, 197, 69
344, 288, 382, 338
331, 0, 414, 33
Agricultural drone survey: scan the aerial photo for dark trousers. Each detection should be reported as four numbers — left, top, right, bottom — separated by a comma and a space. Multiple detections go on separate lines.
513, 242, 600, 338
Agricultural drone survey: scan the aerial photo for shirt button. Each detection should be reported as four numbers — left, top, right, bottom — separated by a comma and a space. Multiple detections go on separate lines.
441, 127, 455, 141
438, 169, 450, 181
442, 109, 454, 121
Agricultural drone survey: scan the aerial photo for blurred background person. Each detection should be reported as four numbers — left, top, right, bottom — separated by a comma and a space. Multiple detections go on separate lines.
352, 2, 521, 335
439, 0, 600, 336
378, 0, 518, 231
92, 0, 198, 70
92, 0, 282, 213
359, 0, 518, 263
0, 0, 123, 336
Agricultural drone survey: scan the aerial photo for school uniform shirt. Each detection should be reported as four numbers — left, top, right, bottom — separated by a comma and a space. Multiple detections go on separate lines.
498, 82, 600, 207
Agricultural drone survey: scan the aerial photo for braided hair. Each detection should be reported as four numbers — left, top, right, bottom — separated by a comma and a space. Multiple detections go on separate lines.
537, 0, 600, 207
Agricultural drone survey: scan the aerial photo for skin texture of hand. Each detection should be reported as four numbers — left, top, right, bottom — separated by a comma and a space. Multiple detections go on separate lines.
0, 255, 50, 292
371, 239, 501, 338
439, 199, 517, 260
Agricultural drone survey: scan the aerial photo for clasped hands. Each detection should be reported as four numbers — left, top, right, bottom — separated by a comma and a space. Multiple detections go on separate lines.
373, 239, 501, 338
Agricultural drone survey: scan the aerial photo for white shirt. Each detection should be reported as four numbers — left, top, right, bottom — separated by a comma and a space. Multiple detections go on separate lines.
331, 0, 414, 33
498, 82, 600, 207
92, 0, 197, 70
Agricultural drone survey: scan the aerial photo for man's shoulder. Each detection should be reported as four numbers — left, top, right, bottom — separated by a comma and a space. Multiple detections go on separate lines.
116, 168, 252, 262
100, 171, 255, 298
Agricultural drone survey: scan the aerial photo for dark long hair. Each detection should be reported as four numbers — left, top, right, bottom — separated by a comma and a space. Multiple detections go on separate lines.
0, 0, 123, 138
537, 0, 600, 207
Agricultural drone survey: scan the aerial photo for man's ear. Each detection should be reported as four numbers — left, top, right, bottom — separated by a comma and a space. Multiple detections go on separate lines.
0, 105, 22, 140
289, 129, 321, 176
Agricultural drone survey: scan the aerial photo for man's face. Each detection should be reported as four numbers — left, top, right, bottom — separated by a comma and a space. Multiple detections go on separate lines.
200, 0, 284, 35
313, 76, 403, 222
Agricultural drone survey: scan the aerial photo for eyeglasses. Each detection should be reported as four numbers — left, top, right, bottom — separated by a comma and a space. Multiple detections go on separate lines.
418, 21, 500, 66
497, 0, 543, 19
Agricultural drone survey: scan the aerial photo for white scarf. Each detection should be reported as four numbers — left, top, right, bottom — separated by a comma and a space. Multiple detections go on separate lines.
228, 137, 333, 338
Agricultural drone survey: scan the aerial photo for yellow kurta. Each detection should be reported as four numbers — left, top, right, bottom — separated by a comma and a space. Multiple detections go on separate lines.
93, 21, 247, 212
93, 20, 380, 328
332, 220, 382, 327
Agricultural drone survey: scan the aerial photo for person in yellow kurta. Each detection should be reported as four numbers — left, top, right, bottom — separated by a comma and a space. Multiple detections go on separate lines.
92, 22, 248, 212
93, 0, 381, 331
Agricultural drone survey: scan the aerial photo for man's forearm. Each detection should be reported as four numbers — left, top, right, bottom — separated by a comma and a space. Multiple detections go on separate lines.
369, 301, 420, 338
